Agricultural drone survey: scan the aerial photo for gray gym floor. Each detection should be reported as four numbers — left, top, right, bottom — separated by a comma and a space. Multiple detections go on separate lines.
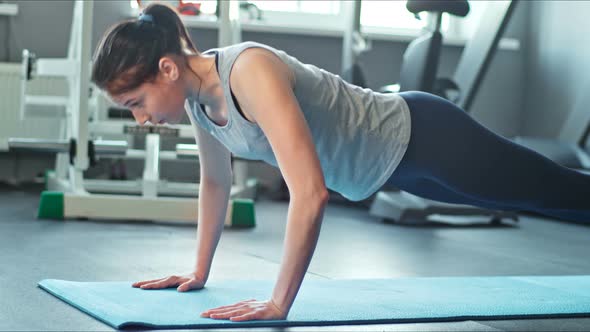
2, 183, 590, 332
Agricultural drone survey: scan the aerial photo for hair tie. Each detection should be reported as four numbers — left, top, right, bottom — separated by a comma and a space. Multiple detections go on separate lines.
139, 13, 154, 23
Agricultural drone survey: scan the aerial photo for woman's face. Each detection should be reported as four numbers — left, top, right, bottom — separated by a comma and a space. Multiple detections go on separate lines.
111, 59, 187, 125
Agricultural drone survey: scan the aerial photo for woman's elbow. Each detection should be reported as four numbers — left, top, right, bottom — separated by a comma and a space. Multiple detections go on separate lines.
316, 188, 329, 206
291, 186, 329, 208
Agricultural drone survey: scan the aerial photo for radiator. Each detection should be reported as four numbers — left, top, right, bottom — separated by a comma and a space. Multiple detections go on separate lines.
0, 63, 67, 152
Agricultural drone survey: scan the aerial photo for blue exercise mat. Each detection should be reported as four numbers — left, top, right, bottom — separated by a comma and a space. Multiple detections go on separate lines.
38, 275, 590, 329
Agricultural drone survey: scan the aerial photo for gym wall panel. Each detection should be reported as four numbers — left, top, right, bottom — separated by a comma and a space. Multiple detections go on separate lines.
523, 1, 590, 141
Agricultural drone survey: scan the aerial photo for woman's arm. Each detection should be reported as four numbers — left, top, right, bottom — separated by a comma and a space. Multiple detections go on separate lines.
192, 120, 233, 282
230, 48, 330, 315
133, 115, 232, 292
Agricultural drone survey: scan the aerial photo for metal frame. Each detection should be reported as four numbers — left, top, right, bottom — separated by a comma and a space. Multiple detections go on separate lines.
9, 0, 257, 225
452, 0, 518, 111
341, 0, 371, 84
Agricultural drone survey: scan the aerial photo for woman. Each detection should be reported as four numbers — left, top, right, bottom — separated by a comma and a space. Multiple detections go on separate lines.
91, 3, 590, 322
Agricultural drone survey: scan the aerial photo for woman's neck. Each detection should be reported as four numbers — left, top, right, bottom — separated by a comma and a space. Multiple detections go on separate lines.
185, 54, 223, 108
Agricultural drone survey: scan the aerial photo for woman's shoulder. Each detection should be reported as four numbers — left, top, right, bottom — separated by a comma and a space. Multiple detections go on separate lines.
217, 42, 295, 87
221, 42, 291, 72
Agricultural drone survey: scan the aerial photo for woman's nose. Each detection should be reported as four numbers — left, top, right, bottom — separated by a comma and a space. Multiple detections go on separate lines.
132, 110, 151, 125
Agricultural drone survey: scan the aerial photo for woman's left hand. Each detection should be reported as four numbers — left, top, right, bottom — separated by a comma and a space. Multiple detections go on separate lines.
201, 299, 287, 322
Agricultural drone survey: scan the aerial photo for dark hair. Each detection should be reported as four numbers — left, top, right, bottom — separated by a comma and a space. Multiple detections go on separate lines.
91, 3, 198, 95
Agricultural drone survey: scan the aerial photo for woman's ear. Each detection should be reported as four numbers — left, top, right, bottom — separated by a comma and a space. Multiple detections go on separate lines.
158, 56, 179, 82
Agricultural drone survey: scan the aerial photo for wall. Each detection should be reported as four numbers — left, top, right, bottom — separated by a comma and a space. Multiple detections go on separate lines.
0, 0, 530, 184
523, 0, 590, 143
0, 0, 529, 135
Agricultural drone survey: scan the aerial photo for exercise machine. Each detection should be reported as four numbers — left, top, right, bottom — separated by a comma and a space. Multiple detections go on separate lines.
370, 0, 521, 225
380, 0, 470, 95
8, 0, 256, 227
450, 1, 519, 111
435, 0, 588, 172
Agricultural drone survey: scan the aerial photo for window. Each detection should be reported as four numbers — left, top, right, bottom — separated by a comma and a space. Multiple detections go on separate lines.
249, 1, 340, 15
361, 1, 438, 31
246, 1, 429, 32
244, 0, 342, 31
194, 1, 216, 15
129, 0, 478, 41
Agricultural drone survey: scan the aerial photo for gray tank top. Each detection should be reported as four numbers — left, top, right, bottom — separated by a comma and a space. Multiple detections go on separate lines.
186, 41, 411, 201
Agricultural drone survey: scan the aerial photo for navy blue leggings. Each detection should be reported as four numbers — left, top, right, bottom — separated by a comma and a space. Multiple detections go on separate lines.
386, 91, 590, 223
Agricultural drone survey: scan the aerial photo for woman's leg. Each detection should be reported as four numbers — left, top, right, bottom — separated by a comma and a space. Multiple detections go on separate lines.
388, 91, 590, 222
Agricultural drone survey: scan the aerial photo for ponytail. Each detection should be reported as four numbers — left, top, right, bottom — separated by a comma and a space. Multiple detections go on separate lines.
141, 3, 198, 53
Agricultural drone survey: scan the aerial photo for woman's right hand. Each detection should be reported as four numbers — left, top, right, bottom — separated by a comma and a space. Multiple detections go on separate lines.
132, 272, 206, 292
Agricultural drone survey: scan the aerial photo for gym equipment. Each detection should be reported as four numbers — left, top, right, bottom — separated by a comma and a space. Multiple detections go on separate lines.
341, 0, 370, 88
450, 0, 519, 111
380, 0, 470, 95
37, 190, 255, 227
370, 1, 520, 225
39, 275, 590, 329
8, 138, 127, 165
8, 0, 256, 227
511, 78, 590, 172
